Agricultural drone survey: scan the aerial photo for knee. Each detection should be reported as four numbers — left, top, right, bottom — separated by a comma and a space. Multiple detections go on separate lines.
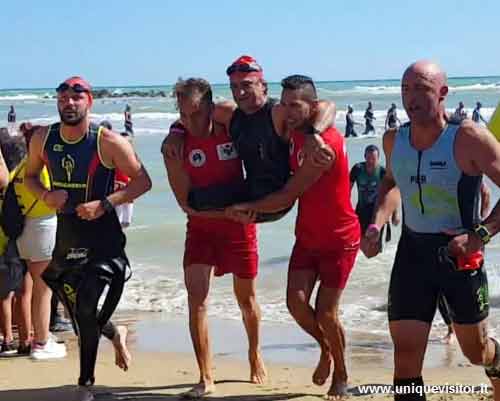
237, 294, 257, 314
316, 309, 340, 331
187, 292, 209, 313
286, 291, 306, 316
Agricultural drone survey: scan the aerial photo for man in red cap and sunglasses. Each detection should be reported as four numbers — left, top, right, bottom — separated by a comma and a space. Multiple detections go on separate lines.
163, 55, 336, 222
25, 76, 152, 400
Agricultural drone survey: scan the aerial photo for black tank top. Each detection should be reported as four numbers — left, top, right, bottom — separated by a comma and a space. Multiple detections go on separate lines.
43, 122, 115, 214
229, 99, 290, 200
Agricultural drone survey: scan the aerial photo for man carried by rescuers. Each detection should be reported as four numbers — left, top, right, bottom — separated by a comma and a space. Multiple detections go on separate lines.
162, 55, 336, 222
164, 77, 266, 398
25, 76, 152, 401
228, 75, 361, 400
362, 60, 500, 401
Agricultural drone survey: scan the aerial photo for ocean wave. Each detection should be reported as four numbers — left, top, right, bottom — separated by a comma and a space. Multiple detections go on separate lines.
89, 112, 179, 121
320, 82, 500, 96
0, 94, 43, 101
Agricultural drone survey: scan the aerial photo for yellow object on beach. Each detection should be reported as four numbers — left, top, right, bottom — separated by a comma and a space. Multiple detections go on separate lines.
488, 102, 500, 141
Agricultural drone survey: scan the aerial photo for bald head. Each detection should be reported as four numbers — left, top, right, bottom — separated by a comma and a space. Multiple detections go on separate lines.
401, 60, 449, 125
403, 60, 447, 87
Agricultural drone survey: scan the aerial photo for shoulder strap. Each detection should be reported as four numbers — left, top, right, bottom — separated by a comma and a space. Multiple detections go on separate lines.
10, 159, 39, 216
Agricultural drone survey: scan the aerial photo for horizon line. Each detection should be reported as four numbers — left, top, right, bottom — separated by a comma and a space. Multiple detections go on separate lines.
1, 75, 499, 92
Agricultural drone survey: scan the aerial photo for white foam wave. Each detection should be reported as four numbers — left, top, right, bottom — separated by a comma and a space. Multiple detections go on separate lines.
90, 112, 178, 121
0, 94, 43, 101
320, 82, 500, 96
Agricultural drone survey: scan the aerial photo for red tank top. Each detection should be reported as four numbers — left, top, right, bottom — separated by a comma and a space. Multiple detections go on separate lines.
184, 128, 255, 236
289, 128, 360, 249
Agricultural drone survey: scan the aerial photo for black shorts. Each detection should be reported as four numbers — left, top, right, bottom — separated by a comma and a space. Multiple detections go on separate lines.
0, 241, 27, 299
388, 228, 489, 324
356, 204, 391, 242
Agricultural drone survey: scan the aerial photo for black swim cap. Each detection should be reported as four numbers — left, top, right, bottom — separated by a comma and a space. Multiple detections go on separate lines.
365, 144, 379, 154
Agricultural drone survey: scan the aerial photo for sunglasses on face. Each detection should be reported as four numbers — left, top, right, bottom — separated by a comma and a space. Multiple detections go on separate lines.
226, 62, 262, 76
56, 82, 90, 93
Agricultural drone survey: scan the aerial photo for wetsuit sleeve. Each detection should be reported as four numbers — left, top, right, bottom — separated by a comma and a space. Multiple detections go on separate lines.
350, 164, 361, 184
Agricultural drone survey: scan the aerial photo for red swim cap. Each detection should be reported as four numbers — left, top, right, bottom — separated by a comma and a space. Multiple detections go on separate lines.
56, 76, 93, 105
226, 55, 263, 79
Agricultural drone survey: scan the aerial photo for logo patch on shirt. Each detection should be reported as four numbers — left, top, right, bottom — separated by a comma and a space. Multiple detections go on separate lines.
53, 144, 64, 152
66, 247, 89, 260
189, 149, 206, 167
297, 149, 304, 167
62, 154, 76, 182
216, 142, 238, 161
430, 160, 447, 170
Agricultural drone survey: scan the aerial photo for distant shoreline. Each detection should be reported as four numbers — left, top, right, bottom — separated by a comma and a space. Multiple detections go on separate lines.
1, 75, 499, 92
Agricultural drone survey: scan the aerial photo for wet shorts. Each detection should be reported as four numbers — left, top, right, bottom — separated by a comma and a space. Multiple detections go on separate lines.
183, 225, 258, 279
288, 240, 359, 289
17, 215, 57, 262
388, 228, 489, 324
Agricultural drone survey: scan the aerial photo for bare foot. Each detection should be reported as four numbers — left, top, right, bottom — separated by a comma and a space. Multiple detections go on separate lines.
313, 349, 332, 386
181, 382, 216, 399
112, 325, 131, 371
249, 351, 268, 384
442, 332, 455, 345
326, 377, 349, 400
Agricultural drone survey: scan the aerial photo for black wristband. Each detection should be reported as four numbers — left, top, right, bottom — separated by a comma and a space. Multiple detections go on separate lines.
100, 197, 114, 213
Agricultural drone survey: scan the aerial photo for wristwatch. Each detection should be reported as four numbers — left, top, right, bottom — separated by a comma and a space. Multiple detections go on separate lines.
100, 197, 115, 213
473, 224, 491, 245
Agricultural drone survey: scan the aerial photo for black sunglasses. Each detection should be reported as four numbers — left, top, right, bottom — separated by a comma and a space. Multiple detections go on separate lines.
56, 82, 90, 93
226, 62, 262, 76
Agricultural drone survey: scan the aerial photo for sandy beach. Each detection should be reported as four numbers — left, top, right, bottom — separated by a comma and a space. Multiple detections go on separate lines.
0, 313, 493, 401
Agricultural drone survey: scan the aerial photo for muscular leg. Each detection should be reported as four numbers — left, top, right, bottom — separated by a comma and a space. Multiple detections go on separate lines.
390, 320, 430, 400
287, 269, 331, 386
28, 261, 52, 344
316, 285, 347, 399
184, 264, 216, 397
454, 320, 500, 400
15, 272, 33, 347
233, 276, 267, 384
0, 292, 14, 344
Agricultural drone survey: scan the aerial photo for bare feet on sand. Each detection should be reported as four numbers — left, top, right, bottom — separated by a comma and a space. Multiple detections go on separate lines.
312, 349, 332, 386
249, 350, 268, 384
326, 375, 349, 400
181, 382, 216, 399
112, 325, 131, 371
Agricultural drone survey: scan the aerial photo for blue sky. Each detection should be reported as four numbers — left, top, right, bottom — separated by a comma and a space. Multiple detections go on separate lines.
1, 0, 498, 88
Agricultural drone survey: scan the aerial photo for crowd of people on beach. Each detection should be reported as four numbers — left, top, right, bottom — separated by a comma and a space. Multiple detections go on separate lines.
345, 99, 488, 138
0, 55, 500, 401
